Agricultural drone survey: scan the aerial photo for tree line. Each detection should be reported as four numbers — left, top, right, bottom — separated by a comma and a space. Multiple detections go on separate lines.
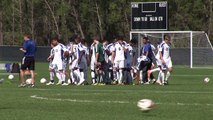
0, 0, 212, 46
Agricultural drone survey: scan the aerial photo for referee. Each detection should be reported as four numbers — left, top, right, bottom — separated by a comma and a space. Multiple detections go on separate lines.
19, 34, 36, 87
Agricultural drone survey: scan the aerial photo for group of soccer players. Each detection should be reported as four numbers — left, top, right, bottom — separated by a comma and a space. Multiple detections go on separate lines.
45, 34, 172, 86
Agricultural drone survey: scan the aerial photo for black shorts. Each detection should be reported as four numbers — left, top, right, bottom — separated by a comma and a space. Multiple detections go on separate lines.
21, 56, 35, 70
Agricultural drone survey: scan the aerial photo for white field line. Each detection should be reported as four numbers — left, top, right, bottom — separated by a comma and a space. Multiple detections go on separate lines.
30, 95, 213, 106
33, 88, 213, 94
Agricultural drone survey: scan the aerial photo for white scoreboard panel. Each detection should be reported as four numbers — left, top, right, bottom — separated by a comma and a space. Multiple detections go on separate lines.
131, 1, 168, 30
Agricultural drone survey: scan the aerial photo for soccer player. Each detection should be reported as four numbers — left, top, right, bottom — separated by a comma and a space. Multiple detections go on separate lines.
73, 36, 86, 85
124, 40, 134, 84
139, 37, 154, 84
112, 36, 126, 85
90, 41, 97, 85
46, 44, 55, 85
148, 40, 162, 84
94, 36, 105, 85
19, 34, 36, 87
50, 37, 69, 86
159, 35, 173, 85
105, 41, 115, 84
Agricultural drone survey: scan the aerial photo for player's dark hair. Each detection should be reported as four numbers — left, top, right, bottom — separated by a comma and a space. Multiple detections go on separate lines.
24, 34, 31, 39
51, 36, 59, 42
117, 36, 124, 41
93, 35, 100, 41
143, 36, 148, 40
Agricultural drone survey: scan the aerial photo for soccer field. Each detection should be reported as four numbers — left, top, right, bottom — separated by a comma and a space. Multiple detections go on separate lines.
0, 62, 213, 120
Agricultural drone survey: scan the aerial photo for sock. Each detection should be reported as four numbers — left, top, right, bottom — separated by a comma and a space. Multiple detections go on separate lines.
165, 71, 170, 81
160, 71, 165, 84
113, 70, 117, 81
91, 70, 96, 84
80, 71, 85, 81
118, 69, 123, 84
157, 71, 161, 81
50, 71, 54, 82
150, 68, 160, 73
140, 71, 143, 82
61, 72, 66, 83
56, 72, 62, 83
73, 69, 82, 82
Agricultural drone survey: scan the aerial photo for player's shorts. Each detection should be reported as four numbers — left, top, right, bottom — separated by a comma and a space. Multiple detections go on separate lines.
21, 56, 35, 70
52, 61, 64, 71
161, 58, 173, 70
49, 62, 54, 70
155, 58, 162, 66
114, 60, 125, 69
69, 59, 79, 70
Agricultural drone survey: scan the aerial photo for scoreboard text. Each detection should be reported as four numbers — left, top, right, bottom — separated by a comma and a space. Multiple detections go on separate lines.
131, 2, 168, 30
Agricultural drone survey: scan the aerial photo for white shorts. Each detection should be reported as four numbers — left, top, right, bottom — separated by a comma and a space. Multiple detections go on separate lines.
155, 58, 161, 66
161, 58, 173, 69
114, 60, 125, 69
52, 62, 64, 71
69, 59, 79, 70
49, 62, 54, 70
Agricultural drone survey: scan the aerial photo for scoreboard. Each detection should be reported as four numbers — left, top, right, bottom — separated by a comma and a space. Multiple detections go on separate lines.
131, 2, 168, 30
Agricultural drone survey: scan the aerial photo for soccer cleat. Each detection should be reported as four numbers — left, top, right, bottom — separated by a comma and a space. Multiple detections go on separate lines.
28, 84, 35, 88
18, 83, 26, 87
56, 82, 62, 85
77, 79, 85, 86
164, 81, 169, 85
46, 82, 54, 85
62, 83, 69, 86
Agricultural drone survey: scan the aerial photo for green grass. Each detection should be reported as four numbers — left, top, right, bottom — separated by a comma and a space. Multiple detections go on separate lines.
0, 62, 213, 120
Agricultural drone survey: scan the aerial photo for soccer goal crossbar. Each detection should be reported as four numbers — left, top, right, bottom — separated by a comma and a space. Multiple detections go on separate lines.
130, 31, 213, 69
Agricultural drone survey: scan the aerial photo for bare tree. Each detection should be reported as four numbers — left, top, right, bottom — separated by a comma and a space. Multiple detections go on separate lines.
31, 0, 35, 39
44, 0, 60, 37
69, 0, 85, 39
95, 1, 103, 40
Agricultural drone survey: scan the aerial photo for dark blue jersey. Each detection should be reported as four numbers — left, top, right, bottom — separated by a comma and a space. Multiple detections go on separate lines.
140, 43, 153, 60
23, 39, 36, 57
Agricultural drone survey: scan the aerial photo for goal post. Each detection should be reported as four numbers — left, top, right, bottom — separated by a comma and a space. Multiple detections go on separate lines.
130, 31, 213, 68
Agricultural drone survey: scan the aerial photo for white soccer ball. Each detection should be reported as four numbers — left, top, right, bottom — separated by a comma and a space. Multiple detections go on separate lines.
137, 99, 155, 111
40, 78, 47, 83
26, 78, 32, 84
8, 74, 14, 80
204, 77, 210, 83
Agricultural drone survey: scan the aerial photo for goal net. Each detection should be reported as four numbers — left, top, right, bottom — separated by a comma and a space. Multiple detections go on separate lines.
130, 31, 213, 68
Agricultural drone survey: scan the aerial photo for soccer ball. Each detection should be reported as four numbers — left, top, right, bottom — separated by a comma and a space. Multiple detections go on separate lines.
8, 74, 14, 80
40, 78, 47, 83
26, 78, 32, 84
204, 77, 210, 83
137, 99, 155, 111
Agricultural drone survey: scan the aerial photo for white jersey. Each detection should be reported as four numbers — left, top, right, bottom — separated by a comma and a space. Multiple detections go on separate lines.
106, 43, 115, 53
114, 42, 125, 61
90, 43, 96, 62
52, 43, 68, 64
155, 44, 161, 60
159, 41, 170, 60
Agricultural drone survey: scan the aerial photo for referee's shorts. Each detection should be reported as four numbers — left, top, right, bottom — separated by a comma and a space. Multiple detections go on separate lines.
21, 56, 35, 71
